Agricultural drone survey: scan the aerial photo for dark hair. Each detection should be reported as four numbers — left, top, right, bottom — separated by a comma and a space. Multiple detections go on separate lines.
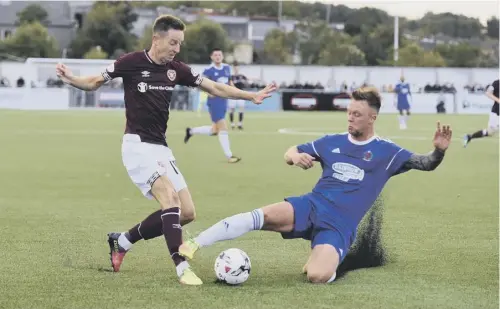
351, 86, 381, 113
233, 60, 239, 66
211, 48, 222, 54
152, 15, 185, 33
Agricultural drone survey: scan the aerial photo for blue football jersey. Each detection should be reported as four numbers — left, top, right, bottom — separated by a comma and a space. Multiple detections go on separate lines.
297, 133, 413, 231
203, 63, 232, 104
395, 82, 411, 105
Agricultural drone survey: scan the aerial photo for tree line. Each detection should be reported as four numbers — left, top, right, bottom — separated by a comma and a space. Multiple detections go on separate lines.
0, 1, 498, 68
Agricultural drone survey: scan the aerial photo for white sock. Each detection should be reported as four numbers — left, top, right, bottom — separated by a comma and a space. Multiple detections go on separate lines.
118, 233, 133, 251
218, 130, 232, 158
191, 126, 212, 135
194, 209, 264, 247
404, 115, 409, 124
327, 272, 337, 283
176, 260, 190, 277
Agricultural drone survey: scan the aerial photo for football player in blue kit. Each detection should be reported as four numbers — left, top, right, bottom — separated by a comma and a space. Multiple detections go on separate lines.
185, 48, 241, 163
179, 87, 452, 284
394, 76, 412, 129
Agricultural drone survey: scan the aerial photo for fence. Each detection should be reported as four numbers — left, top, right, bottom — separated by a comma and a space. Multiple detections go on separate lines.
0, 87, 493, 115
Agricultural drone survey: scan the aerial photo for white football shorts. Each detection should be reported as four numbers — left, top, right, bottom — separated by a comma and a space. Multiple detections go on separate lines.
228, 99, 246, 109
488, 112, 499, 131
121, 134, 187, 199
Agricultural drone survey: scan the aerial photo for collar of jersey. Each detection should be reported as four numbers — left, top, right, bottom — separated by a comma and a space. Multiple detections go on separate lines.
347, 134, 378, 146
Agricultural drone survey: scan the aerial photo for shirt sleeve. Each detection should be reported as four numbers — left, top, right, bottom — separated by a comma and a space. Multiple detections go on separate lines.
385, 142, 414, 176
296, 135, 329, 162
101, 55, 131, 82
176, 62, 204, 87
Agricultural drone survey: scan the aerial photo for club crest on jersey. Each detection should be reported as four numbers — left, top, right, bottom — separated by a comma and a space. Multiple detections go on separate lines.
167, 69, 176, 81
106, 63, 115, 73
332, 162, 365, 182
363, 150, 373, 161
191, 67, 199, 77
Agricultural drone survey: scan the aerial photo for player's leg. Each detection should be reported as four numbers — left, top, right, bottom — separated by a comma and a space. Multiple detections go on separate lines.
304, 225, 351, 283
150, 176, 202, 285
228, 100, 236, 129
404, 109, 410, 128
111, 164, 196, 259
398, 108, 408, 130
464, 113, 498, 147
214, 107, 241, 163
237, 100, 245, 130
184, 103, 216, 143
305, 243, 340, 283
179, 201, 296, 260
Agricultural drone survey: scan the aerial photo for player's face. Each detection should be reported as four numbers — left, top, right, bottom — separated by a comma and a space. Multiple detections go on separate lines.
153, 29, 184, 63
211, 51, 223, 64
347, 100, 377, 137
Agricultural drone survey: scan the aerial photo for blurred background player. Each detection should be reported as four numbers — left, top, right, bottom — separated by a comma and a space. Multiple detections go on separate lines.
185, 48, 241, 163
228, 61, 249, 130
463, 79, 499, 147
394, 76, 412, 130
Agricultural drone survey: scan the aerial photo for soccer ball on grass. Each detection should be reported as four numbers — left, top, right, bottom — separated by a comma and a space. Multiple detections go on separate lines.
214, 248, 251, 285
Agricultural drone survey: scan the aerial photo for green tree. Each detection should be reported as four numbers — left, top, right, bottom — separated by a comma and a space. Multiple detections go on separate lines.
435, 43, 481, 67
354, 24, 405, 65
294, 20, 334, 65
318, 43, 366, 66
175, 18, 230, 63
417, 12, 483, 38
83, 46, 109, 59
344, 7, 392, 37
69, 2, 137, 58
1, 21, 58, 58
135, 25, 153, 50
262, 29, 294, 64
486, 16, 499, 39
17, 4, 48, 24
382, 43, 445, 67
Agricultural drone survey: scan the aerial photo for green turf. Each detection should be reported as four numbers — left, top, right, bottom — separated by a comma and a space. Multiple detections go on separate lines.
0, 109, 498, 309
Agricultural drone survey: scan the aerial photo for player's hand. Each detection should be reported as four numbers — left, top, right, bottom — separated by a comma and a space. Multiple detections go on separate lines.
251, 82, 277, 105
55, 63, 74, 84
292, 153, 315, 170
433, 121, 452, 151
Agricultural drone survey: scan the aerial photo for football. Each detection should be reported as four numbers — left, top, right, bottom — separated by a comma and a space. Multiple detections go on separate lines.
214, 248, 251, 285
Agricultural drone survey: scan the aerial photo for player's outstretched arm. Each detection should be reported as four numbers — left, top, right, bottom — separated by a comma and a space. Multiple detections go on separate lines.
403, 149, 445, 171
403, 122, 452, 171
199, 78, 276, 104
56, 63, 105, 91
284, 146, 315, 170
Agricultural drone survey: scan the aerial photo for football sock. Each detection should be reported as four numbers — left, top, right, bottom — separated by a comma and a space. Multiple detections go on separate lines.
194, 209, 264, 247
218, 130, 233, 158
118, 233, 133, 251
327, 272, 337, 283
124, 210, 163, 245
161, 207, 185, 266
239, 112, 244, 126
470, 129, 488, 139
176, 261, 190, 278
191, 126, 212, 136
229, 112, 234, 124
398, 115, 406, 127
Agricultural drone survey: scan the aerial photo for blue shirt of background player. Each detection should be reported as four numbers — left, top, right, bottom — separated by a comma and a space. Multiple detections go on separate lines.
296, 133, 413, 233
203, 63, 232, 104
395, 81, 411, 108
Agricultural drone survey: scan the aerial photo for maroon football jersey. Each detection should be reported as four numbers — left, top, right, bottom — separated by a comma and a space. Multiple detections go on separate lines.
102, 50, 203, 145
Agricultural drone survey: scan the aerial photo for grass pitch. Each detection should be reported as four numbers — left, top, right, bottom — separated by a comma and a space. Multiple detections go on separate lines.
0, 109, 498, 309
